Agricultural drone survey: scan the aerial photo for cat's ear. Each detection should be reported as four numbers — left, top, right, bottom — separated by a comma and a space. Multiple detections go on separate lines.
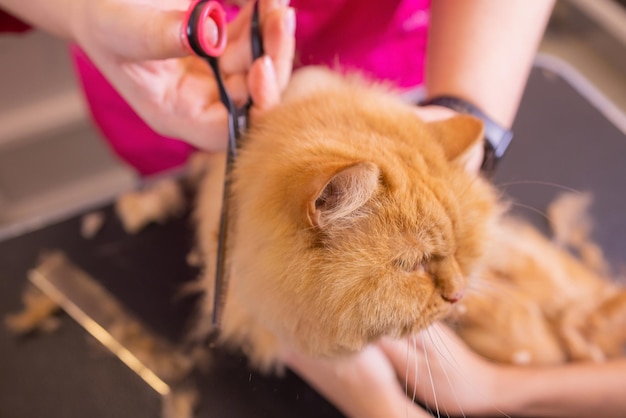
428, 115, 484, 165
308, 162, 380, 228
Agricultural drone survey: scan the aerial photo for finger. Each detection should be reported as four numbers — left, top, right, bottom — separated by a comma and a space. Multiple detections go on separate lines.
220, 5, 295, 80
260, 7, 296, 91
91, 2, 186, 60
378, 336, 424, 382
285, 346, 429, 418
225, 0, 255, 41
94, 3, 208, 61
226, 0, 287, 40
185, 103, 230, 151
220, 0, 256, 73
220, 31, 253, 75
224, 73, 250, 106
259, 0, 288, 25
248, 55, 280, 115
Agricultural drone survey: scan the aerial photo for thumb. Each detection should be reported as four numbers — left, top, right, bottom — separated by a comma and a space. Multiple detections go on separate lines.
89, 3, 219, 60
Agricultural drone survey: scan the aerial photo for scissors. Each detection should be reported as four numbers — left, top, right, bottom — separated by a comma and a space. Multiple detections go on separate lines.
183, 0, 264, 332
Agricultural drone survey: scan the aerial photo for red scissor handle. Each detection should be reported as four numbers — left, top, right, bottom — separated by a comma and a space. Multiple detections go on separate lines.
182, 0, 227, 57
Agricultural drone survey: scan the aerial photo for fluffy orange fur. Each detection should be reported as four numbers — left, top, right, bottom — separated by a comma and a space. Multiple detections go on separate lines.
194, 69, 498, 369
194, 69, 625, 371
450, 216, 626, 365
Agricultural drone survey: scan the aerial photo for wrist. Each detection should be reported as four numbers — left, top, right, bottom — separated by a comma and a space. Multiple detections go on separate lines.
488, 365, 532, 416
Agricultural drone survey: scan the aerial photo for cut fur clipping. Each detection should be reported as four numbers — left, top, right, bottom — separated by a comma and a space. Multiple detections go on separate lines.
4, 283, 60, 335
116, 178, 186, 234
81, 211, 106, 239
547, 191, 610, 275
162, 386, 199, 418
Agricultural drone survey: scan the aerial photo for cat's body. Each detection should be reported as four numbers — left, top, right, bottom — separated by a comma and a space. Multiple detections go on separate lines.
193, 69, 626, 371
452, 216, 626, 365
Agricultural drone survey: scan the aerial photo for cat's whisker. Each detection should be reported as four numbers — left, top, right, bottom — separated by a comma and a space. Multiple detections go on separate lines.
465, 283, 511, 300
508, 201, 550, 222
427, 326, 466, 418
450, 172, 479, 202
416, 333, 436, 418
427, 325, 513, 418
412, 334, 418, 405
428, 324, 464, 372
405, 335, 410, 411
496, 179, 582, 194
420, 331, 441, 418
465, 276, 517, 299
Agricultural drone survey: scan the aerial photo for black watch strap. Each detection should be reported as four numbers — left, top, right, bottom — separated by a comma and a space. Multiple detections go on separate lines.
420, 96, 513, 175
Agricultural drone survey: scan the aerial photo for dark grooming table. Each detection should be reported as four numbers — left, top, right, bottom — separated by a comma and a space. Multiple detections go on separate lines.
1, 57, 625, 418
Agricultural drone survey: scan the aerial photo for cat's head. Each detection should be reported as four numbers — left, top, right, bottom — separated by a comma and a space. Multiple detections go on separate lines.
229, 70, 500, 357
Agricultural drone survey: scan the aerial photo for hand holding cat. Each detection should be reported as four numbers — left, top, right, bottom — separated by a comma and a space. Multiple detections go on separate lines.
380, 323, 626, 418
284, 345, 434, 418
284, 324, 500, 418
379, 324, 502, 417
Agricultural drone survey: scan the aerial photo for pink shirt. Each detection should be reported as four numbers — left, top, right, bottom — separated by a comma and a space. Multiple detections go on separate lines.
72, 0, 430, 175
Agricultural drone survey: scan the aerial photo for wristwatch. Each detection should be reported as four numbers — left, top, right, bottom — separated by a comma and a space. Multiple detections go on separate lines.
420, 96, 513, 175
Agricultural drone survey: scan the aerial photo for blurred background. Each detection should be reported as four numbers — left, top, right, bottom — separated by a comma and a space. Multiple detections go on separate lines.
0, 0, 625, 235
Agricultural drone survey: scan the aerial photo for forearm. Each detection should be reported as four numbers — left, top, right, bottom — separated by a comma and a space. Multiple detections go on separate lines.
498, 359, 626, 417
0, 0, 76, 38
426, 0, 555, 127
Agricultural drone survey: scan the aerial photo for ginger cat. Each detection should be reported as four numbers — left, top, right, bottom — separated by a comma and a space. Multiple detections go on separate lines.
193, 68, 626, 371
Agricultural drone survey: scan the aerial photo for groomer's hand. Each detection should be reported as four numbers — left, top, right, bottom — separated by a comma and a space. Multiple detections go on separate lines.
71, 0, 295, 150
379, 323, 501, 417
284, 345, 433, 418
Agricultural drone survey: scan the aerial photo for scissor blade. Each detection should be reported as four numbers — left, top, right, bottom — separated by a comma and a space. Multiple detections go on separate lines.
210, 0, 264, 330
212, 152, 234, 329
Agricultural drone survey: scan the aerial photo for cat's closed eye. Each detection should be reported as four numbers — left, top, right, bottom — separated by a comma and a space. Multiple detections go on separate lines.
394, 258, 427, 274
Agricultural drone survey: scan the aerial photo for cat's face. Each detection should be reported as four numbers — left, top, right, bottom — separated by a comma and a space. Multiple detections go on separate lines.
228, 74, 499, 357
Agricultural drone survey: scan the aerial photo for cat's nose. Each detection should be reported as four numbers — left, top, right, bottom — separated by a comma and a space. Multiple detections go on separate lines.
434, 258, 466, 304
442, 291, 464, 304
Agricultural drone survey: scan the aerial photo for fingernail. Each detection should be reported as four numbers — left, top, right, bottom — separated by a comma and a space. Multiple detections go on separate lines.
263, 55, 277, 81
284, 7, 296, 36
203, 17, 219, 47
279, 0, 291, 7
